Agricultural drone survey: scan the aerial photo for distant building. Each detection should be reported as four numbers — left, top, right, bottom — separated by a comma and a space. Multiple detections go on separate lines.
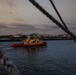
14, 34, 22, 37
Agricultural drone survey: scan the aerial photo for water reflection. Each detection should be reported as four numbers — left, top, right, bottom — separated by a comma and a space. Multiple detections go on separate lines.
23, 46, 47, 62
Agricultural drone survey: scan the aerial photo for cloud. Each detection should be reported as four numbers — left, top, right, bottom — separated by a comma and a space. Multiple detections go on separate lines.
0, 23, 9, 28
68, 24, 76, 28
0, 23, 38, 35
36, 24, 76, 35
6, 0, 16, 7
9, 12, 13, 14
0, 12, 13, 15
36, 24, 59, 31
15, 18, 24, 22
34, 24, 67, 34
0, 23, 75, 35
9, 23, 37, 30
0, 23, 37, 30
0, 22, 61, 35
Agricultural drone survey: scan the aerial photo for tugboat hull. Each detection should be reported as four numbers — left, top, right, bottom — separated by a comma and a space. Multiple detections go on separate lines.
10, 42, 47, 47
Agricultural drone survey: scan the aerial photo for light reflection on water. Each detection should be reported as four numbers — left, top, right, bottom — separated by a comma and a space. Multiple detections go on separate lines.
21, 46, 46, 63
0, 40, 76, 75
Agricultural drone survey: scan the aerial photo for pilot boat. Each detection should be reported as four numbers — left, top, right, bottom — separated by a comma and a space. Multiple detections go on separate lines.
10, 35, 47, 47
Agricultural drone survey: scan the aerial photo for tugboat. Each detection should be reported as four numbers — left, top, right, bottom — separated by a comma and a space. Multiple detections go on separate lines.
10, 35, 47, 47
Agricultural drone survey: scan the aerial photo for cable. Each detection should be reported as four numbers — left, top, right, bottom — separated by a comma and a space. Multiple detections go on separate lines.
29, 0, 76, 42
49, 0, 68, 29
49, 0, 76, 41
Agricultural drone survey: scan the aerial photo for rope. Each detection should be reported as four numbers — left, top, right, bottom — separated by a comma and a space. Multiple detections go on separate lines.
49, 0, 68, 29
0, 50, 21, 75
49, 0, 76, 41
29, 0, 76, 42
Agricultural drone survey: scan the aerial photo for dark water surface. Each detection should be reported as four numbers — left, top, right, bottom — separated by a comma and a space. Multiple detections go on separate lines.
0, 40, 76, 75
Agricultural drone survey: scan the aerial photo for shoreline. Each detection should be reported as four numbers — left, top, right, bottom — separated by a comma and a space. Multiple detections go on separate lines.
0, 39, 72, 42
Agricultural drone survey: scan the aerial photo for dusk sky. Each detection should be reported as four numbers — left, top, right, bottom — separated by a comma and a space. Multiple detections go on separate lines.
0, 0, 76, 35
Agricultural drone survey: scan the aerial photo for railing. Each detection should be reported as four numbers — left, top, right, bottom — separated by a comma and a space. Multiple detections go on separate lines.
0, 50, 21, 75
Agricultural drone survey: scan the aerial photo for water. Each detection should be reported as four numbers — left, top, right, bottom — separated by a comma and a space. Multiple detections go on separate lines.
0, 40, 76, 75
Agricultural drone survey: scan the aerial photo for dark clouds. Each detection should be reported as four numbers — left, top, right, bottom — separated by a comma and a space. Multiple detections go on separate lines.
0, 23, 9, 28
36, 25, 59, 31
0, 23, 76, 35
0, 23, 54, 35
8, 23, 38, 34
10, 23, 36, 29
0, 23, 37, 29
67, 25, 76, 34
0, 23, 37, 35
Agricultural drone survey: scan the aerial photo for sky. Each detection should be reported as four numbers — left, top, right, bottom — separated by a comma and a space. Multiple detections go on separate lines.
0, 0, 76, 35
